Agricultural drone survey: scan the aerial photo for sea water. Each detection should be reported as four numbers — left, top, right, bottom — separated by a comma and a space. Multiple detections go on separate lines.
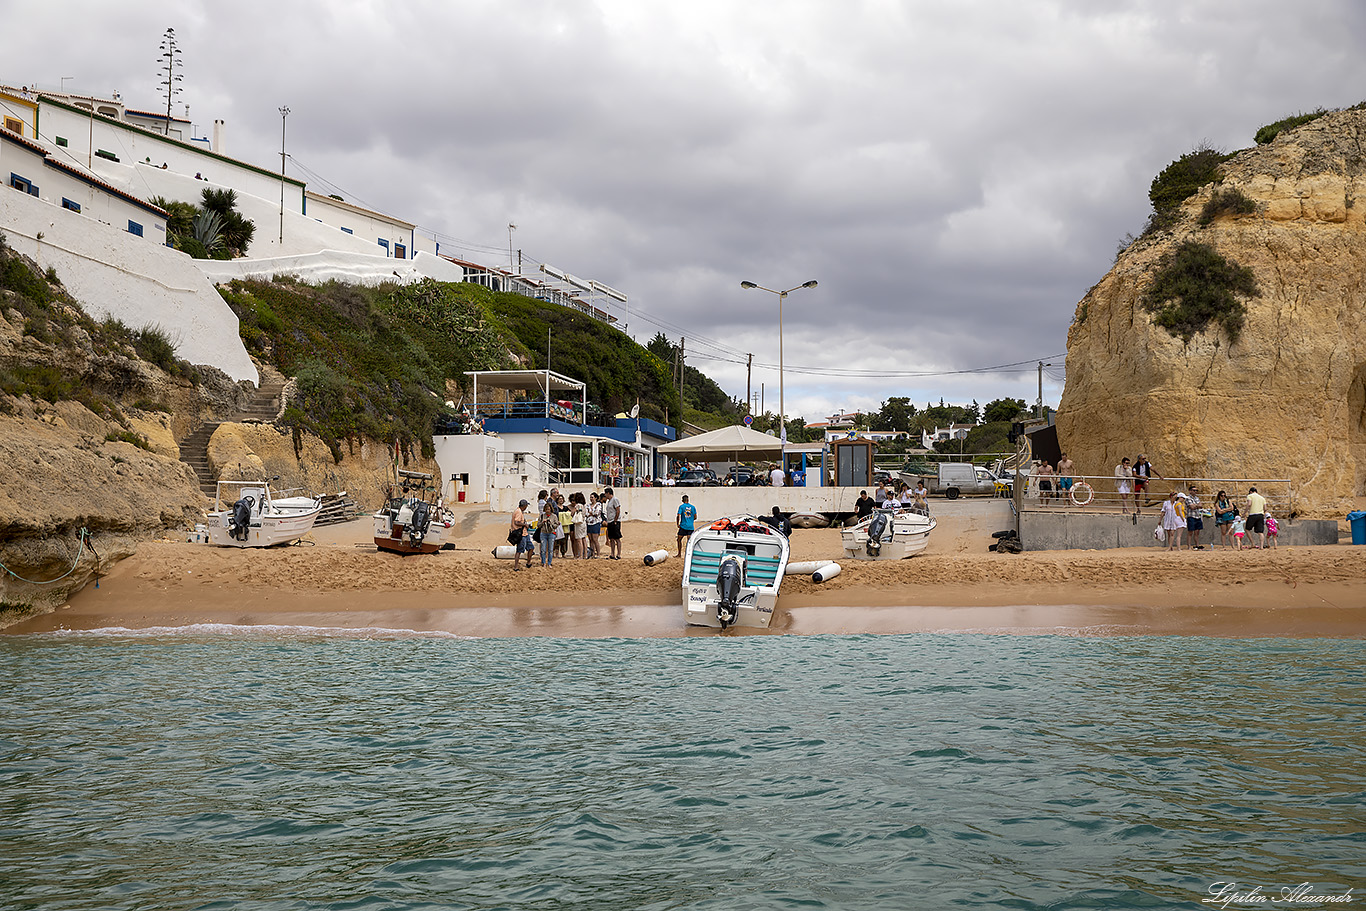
1, 631, 1361, 910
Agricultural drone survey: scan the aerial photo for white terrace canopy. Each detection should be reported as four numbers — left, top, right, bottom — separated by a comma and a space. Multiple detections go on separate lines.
656, 424, 784, 461
464, 369, 587, 423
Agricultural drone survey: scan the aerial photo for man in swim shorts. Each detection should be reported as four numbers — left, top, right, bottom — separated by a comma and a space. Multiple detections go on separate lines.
1056, 454, 1074, 504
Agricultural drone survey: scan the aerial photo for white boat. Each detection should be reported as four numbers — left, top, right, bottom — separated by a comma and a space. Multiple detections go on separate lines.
840, 507, 936, 561
682, 515, 791, 629
373, 468, 449, 555
206, 481, 322, 548
789, 511, 830, 528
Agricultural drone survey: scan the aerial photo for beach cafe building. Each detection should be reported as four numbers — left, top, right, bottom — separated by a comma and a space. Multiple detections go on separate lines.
432, 369, 676, 504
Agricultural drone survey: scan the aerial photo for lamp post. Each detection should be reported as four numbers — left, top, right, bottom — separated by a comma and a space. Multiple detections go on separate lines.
739, 280, 818, 468
278, 106, 290, 245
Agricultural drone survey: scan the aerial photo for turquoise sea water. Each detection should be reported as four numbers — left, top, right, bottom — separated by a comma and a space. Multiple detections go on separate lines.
1, 630, 1361, 910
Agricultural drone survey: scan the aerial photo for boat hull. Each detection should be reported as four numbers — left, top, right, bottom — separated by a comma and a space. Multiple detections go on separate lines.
840, 510, 936, 561
373, 514, 445, 554
206, 505, 321, 547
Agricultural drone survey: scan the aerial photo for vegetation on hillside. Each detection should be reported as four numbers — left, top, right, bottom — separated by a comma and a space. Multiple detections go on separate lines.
0, 234, 196, 438
1144, 146, 1234, 236
1198, 187, 1258, 225
646, 333, 742, 427
1254, 109, 1329, 145
1141, 240, 1260, 344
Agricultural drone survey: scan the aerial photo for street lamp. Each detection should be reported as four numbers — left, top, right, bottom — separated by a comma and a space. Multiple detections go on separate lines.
278, 106, 290, 245
739, 279, 818, 467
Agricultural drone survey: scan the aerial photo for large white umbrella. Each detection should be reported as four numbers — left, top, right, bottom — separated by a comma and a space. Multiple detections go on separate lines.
656, 425, 784, 460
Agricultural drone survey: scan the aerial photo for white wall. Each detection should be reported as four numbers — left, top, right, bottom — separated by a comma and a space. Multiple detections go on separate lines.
305, 192, 415, 259
0, 187, 258, 383
39, 100, 305, 215
434, 434, 506, 504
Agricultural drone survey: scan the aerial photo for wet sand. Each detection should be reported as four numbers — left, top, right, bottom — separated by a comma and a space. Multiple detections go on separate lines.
6, 508, 1365, 638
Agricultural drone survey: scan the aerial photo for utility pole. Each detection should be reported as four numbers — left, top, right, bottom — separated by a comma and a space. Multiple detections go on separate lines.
678, 338, 685, 413
746, 353, 753, 415
278, 106, 290, 244
760, 382, 765, 417
508, 224, 516, 275
1037, 361, 1052, 419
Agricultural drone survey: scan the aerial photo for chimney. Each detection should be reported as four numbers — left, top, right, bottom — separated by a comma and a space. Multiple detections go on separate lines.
213, 119, 225, 155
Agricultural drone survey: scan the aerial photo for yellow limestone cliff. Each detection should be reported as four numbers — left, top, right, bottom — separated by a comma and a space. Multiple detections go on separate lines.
1057, 107, 1366, 516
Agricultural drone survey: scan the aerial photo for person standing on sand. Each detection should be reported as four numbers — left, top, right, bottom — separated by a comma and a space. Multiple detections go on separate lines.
509, 499, 534, 571
1185, 485, 1205, 549
676, 494, 696, 557
570, 493, 587, 558
1161, 491, 1185, 550
538, 502, 561, 566
603, 486, 624, 560
1214, 490, 1236, 548
1245, 487, 1268, 549
1115, 458, 1134, 514
585, 493, 603, 557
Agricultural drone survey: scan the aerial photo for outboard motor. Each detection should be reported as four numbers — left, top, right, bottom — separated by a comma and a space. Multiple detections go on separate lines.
866, 510, 889, 557
230, 496, 255, 541
407, 500, 431, 548
715, 556, 744, 629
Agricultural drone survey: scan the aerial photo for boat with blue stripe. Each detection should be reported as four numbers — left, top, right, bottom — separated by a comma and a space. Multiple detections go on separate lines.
682, 515, 791, 629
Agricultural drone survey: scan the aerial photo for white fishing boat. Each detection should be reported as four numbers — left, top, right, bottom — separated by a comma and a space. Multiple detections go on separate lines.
206, 480, 322, 548
840, 507, 936, 561
373, 468, 449, 555
682, 515, 791, 629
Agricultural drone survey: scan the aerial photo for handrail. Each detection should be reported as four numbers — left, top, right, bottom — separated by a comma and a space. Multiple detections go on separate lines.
1015, 473, 1295, 515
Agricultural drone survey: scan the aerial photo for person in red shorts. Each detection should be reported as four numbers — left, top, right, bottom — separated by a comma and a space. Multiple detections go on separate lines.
1132, 455, 1163, 511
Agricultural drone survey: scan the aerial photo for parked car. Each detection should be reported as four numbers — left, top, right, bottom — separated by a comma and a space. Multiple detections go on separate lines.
676, 469, 721, 486
727, 466, 765, 486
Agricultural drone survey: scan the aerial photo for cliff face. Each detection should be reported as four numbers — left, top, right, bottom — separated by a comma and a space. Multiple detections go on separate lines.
1057, 107, 1366, 516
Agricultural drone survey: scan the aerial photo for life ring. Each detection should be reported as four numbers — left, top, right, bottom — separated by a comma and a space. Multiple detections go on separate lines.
1070, 481, 1094, 506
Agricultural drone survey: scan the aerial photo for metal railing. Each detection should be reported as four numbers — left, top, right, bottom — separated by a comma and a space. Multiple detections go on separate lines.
1015, 474, 1295, 518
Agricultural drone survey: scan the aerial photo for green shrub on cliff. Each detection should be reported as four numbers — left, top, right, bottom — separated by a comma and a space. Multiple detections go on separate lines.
1144, 146, 1233, 235
1255, 109, 1328, 145
1198, 187, 1258, 225
1141, 241, 1260, 343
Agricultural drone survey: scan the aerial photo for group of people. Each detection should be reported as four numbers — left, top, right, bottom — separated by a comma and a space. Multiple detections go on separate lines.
1031, 455, 1076, 503
1112, 455, 1162, 513
1158, 485, 1278, 551
855, 481, 929, 519
507, 486, 623, 568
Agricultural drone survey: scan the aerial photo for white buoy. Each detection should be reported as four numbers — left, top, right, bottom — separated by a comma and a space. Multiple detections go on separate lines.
812, 562, 842, 583
643, 549, 669, 566
492, 545, 518, 559
785, 560, 827, 575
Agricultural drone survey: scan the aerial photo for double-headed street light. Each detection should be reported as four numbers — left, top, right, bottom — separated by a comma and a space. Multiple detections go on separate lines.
739, 280, 818, 465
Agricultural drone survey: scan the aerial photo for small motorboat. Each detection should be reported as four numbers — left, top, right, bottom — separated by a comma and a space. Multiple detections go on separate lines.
682, 515, 791, 629
789, 511, 830, 528
206, 481, 322, 548
373, 468, 449, 555
840, 507, 936, 561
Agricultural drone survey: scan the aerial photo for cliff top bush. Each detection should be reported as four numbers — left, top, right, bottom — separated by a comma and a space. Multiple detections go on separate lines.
1141, 240, 1260, 343
1144, 146, 1234, 235
1254, 109, 1329, 145
1198, 187, 1258, 226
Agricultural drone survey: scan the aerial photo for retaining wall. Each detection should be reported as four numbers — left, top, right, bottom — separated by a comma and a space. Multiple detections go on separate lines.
1018, 510, 1339, 550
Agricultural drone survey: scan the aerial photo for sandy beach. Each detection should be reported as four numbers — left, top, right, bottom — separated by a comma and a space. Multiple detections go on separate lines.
6, 505, 1365, 638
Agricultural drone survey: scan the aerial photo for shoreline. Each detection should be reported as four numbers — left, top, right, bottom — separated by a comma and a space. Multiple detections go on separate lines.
4, 513, 1364, 639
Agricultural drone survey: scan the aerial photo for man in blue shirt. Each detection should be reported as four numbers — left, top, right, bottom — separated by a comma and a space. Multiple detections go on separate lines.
676, 494, 697, 557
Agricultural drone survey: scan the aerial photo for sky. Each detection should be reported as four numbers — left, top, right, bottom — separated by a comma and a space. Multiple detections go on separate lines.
8, 0, 1366, 424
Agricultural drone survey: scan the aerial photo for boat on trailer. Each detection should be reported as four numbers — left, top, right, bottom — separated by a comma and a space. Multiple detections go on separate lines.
373, 468, 450, 555
682, 515, 791, 629
840, 507, 936, 561
206, 480, 322, 548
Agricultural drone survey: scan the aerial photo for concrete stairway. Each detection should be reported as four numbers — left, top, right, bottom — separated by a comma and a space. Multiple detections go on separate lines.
180, 382, 284, 497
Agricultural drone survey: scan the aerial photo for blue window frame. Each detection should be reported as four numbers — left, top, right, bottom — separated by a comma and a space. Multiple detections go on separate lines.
378, 239, 389, 255
394, 243, 406, 260
61, 198, 81, 213
9, 173, 37, 196
341, 227, 353, 235
127, 220, 143, 236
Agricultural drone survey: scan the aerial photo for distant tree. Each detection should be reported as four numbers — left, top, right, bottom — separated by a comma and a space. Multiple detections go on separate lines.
870, 396, 917, 432
983, 397, 1027, 423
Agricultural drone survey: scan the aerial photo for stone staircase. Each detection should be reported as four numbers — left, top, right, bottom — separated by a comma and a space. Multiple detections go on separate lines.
180, 382, 284, 497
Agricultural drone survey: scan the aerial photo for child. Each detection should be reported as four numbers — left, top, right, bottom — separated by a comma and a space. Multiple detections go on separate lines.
1231, 514, 1247, 550
1265, 510, 1279, 548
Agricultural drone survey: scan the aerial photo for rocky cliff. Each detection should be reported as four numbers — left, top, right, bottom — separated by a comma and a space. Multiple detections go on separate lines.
1057, 107, 1366, 516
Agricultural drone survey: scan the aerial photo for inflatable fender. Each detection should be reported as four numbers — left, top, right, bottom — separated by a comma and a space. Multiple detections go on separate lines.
643, 550, 668, 566
812, 562, 841, 583
785, 560, 826, 575
492, 545, 518, 559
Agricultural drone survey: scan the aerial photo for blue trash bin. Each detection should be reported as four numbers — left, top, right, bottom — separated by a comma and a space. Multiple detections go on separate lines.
1349, 510, 1366, 545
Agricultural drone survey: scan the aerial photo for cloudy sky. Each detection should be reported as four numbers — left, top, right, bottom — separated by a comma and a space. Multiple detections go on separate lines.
9, 1, 1366, 422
